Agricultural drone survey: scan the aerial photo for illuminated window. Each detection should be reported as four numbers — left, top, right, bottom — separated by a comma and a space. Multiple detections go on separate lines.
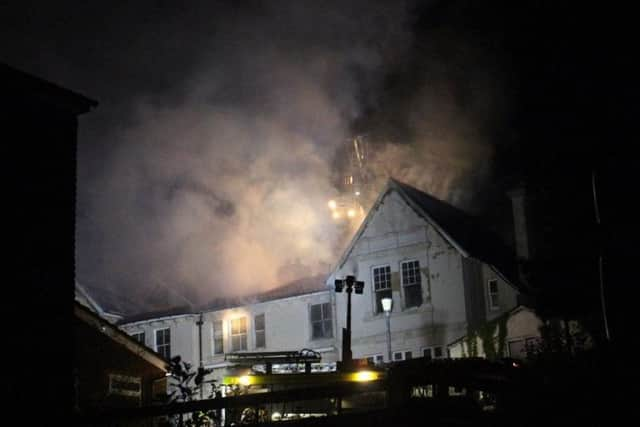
373, 265, 392, 314
155, 328, 171, 359
230, 317, 248, 351
131, 331, 145, 345
213, 320, 224, 355
255, 314, 265, 348
401, 260, 423, 308
310, 303, 332, 339
488, 279, 500, 310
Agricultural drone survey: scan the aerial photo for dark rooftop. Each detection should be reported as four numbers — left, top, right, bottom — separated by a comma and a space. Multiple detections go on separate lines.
390, 178, 521, 289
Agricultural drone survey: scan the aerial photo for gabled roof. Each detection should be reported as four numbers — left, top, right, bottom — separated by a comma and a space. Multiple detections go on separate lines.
74, 301, 168, 371
1, 62, 97, 115
75, 281, 123, 323
333, 178, 521, 291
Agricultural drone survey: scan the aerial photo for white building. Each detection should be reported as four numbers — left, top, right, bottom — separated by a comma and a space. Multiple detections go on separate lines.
118, 278, 339, 386
113, 178, 541, 395
328, 178, 535, 363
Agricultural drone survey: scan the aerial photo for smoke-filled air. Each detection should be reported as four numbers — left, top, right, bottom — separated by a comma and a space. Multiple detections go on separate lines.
71, 0, 510, 313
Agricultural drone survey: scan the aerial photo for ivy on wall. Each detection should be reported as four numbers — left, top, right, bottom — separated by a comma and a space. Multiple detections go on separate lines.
466, 314, 509, 360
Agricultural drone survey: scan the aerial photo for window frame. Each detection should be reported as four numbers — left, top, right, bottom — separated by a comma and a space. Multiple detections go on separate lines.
254, 313, 266, 349
154, 327, 171, 360
400, 259, 423, 308
230, 317, 248, 352
422, 346, 445, 360
372, 264, 392, 314
487, 279, 500, 311
310, 302, 333, 340
212, 319, 224, 355
131, 331, 145, 345
366, 354, 384, 366
392, 350, 413, 361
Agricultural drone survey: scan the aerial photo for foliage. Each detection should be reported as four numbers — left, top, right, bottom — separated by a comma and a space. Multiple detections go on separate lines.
165, 356, 219, 427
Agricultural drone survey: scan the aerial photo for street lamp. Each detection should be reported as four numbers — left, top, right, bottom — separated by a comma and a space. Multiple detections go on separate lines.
335, 275, 364, 364
381, 297, 392, 363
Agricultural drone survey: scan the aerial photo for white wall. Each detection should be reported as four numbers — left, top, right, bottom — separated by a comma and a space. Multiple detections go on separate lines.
120, 314, 198, 365
331, 190, 468, 362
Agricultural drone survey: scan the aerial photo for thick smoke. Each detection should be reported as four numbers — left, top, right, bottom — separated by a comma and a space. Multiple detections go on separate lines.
63, 0, 511, 313
75, 1, 417, 310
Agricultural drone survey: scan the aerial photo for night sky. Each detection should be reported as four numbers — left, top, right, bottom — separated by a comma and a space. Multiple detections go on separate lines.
2, 1, 633, 320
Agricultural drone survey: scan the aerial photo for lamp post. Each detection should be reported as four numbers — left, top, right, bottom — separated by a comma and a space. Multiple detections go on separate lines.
335, 275, 364, 364
381, 297, 392, 363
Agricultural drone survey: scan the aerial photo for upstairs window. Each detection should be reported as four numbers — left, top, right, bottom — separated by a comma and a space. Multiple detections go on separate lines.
311, 302, 333, 339
401, 260, 423, 308
213, 320, 224, 355
255, 314, 266, 348
131, 331, 145, 345
230, 317, 248, 352
373, 265, 392, 314
155, 328, 171, 360
488, 279, 500, 310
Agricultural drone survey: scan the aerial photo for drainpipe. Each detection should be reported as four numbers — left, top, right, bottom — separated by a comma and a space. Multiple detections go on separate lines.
197, 312, 204, 399
592, 170, 610, 342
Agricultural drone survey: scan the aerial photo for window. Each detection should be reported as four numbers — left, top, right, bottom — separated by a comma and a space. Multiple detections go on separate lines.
423, 346, 444, 360
310, 302, 332, 339
488, 279, 500, 310
373, 265, 392, 314
131, 331, 145, 345
366, 354, 384, 366
255, 314, 266, 348
155, 328, 171, 359
423, 348, 432, 360
434, 346, 443, 359
393, 351, 413, 361
213, 320, 224, 355
401, 260, 423, 308
230, 317, 248, 351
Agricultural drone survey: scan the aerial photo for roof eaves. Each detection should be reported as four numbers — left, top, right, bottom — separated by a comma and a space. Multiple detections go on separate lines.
74, 302, 168, 371
389, 179, 471, 258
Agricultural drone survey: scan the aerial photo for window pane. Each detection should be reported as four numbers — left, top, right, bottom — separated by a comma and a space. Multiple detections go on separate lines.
405, 351, 412, 360
256, 331, 265, 348
323, 319, 333, 338
434, 347, 443, 358
312, 322, 323, 339
423, 348, 432, 359
213, 320, 224, 354
311, 304, 321, 321
255, 314, 265, 331
393, 352, 403, 361
322, 303, 331, 319
404, 284, 423, 308
375, 289, 392, 313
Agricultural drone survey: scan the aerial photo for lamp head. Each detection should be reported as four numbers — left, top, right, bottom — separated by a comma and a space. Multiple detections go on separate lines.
354, 280, 365, 294
334, 279, 344, 293
381, 297, 392, 313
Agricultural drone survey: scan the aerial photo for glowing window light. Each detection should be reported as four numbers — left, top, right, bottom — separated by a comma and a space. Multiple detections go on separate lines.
328, 200, 337, 210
